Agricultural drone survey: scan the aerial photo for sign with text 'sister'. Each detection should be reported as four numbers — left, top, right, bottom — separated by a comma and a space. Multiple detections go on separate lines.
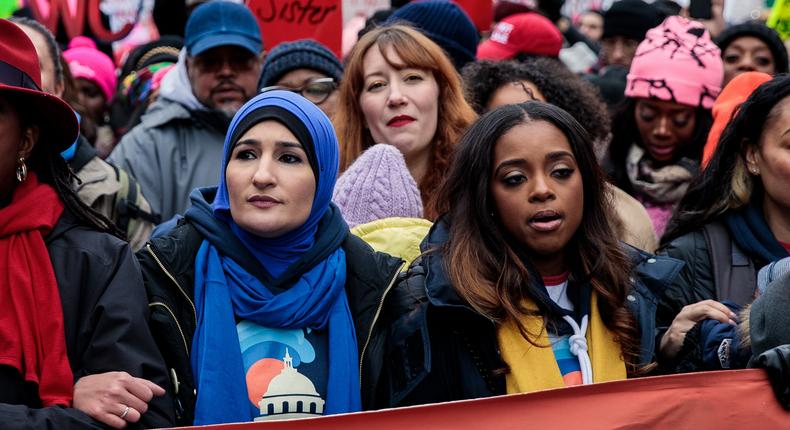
247, 0, 343, 58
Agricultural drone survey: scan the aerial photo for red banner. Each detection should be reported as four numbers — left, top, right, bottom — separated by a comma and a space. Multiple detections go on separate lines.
246, 0, 343, 58
167, 369, 790, 429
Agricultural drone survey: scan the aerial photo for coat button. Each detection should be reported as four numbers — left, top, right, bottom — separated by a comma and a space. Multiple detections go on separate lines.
647, 258, 656, 264
627, 294, 636, 302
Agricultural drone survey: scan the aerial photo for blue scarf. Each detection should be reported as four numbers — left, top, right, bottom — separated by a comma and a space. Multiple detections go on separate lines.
191, 91, 360, 424
725, 203, 789, 264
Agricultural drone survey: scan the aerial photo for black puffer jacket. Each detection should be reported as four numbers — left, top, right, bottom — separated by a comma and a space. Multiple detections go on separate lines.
656, 225, 765, 372
0, 209, 174, 429
137, 220, 404, 426
379, 221, 683, 408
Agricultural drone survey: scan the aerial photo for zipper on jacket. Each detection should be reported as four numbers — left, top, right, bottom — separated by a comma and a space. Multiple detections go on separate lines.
146, 243, 197, 326
359, 262, 406, 388
150, 301, 190, 358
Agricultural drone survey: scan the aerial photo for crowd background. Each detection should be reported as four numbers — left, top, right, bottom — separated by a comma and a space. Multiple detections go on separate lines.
1, 0, 790, 428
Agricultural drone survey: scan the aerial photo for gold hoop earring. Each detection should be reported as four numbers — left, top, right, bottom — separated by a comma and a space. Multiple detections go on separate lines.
16, 157, 27, 182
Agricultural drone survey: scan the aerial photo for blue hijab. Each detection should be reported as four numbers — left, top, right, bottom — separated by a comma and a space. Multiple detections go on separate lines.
212, 90, 339, 277
191, 91, 360, 424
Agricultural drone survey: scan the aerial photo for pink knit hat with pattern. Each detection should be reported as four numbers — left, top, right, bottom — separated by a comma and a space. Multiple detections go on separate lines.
63, 36, 117, 103
626, 16, 723, 109
332, 144, 423, 228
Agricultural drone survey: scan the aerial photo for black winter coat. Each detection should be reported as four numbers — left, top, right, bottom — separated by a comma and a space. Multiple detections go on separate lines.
0, 209, 174, 429
657, 225, 765, 372
137, 221, 404, 426
380, 221, 683, 408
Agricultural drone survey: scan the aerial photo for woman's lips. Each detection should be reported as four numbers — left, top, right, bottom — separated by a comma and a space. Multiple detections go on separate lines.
387, 115, 415, 127
648, 143, 675, 157
528, 210, 563, 232
528, 218, 563, 232
247, 195, 281, 209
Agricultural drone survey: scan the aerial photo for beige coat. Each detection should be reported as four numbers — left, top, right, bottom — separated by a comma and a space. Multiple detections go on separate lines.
75, 156, 154, 251
607, 183, 658, 252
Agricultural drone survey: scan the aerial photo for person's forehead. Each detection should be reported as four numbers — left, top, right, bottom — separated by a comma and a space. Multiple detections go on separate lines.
17, 25, 51, 65
194, 44, 255, 58
276, 68, 329, 86
727, 36, 771, 51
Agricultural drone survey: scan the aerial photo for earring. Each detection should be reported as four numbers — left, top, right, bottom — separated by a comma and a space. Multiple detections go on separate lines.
16, 157, 27, 182
750, 167, 759, 175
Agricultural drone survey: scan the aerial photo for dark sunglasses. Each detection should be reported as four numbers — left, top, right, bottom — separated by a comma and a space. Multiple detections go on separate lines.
261, 77, 337, 105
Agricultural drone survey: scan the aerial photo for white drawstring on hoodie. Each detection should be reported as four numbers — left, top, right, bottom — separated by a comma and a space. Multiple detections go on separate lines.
562, 314, 593, 385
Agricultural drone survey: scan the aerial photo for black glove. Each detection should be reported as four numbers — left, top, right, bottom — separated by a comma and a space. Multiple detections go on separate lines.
752, 344, 790, 410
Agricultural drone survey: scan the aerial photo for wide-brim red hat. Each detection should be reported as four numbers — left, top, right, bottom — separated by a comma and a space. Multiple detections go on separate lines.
1, 19, 79, 152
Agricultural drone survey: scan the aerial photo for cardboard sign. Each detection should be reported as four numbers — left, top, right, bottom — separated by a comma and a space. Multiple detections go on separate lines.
27, 0, 136, 42
169, 369, 790, 429
768, 0, 790, 41
342, 0, 388, 23
246, 0, 343, 58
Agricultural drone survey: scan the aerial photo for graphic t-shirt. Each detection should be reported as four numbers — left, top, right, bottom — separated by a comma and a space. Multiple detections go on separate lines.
543, 273, 582, 387
237, 320, 329, 421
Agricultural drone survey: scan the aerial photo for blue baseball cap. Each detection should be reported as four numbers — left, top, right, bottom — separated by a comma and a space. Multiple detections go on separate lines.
185, 1, 263, 57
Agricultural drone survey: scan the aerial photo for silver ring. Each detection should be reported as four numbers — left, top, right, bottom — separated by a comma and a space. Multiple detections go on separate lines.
120, 405, 130, 419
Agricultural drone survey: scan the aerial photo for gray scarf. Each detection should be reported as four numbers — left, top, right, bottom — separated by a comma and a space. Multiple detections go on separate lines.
625, 144, 698, 204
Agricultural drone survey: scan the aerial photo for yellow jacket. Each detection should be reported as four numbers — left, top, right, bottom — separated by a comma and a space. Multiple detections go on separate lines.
350, 217, 432, 267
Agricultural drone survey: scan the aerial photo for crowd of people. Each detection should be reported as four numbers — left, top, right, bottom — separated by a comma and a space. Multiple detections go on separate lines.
0, 0, 789, 428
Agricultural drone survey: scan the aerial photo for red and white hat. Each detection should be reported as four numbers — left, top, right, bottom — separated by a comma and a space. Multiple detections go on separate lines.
1, 19, 78, 152
477, 12, 563, 61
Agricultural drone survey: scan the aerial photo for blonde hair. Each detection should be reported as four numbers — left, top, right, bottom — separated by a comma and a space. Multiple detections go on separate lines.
334, 24, 476, 219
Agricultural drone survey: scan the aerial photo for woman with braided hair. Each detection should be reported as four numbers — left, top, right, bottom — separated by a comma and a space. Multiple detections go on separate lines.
0, 20, 172, 429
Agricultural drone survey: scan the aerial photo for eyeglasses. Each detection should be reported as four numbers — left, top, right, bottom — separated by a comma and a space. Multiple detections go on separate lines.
261, 77, 337, 105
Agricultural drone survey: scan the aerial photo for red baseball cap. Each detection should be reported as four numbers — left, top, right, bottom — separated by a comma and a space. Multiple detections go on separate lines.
477, 12, 563, 60
1, 19, 79, 152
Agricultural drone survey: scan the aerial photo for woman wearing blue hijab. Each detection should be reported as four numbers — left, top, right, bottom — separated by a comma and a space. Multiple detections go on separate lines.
137, 91, 404, 426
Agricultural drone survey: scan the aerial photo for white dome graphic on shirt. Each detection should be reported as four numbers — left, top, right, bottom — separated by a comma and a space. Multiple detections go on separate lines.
255, 348, 325, 422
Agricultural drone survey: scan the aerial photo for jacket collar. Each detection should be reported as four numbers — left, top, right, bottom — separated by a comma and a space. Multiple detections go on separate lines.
624, 244, 684, 300
420, 219, 474, 309
70, 136, 96, 172
140, 98, 195, 129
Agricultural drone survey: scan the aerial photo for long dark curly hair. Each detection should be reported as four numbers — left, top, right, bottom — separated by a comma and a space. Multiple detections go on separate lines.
461, 59, 611, 145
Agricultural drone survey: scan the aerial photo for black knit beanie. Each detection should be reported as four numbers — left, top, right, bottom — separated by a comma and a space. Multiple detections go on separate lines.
258, 39, 343, 89
602, 0, 662, 41
386, 0, 480, 70
715, 22, 789, 75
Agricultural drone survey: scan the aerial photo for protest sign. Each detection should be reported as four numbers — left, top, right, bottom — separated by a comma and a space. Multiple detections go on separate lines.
247, 0, 343, 57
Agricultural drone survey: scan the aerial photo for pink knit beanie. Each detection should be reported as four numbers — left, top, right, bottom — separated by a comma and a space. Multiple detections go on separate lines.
626, 16, 723, 109
332, 144, 423, 228
63, 36, 117, 103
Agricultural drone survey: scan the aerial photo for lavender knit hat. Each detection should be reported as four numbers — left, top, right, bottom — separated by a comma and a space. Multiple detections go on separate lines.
332, 144, 423, 228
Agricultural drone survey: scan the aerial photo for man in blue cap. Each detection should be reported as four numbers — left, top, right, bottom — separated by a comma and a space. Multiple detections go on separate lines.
110, 0, 263, 221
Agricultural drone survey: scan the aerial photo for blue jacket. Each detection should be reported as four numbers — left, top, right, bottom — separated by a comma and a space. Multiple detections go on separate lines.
378, 220, 684, 408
